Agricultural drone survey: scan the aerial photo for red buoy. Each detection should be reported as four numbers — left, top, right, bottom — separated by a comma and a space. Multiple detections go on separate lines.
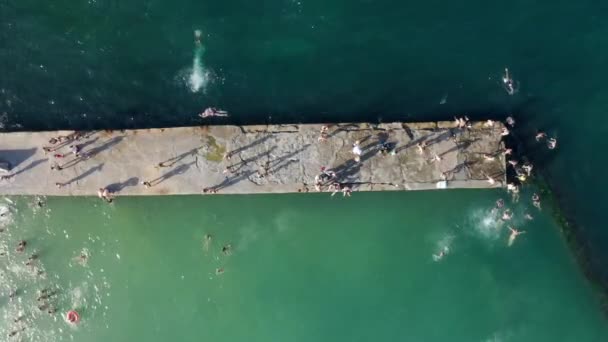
66, 310, 80, 324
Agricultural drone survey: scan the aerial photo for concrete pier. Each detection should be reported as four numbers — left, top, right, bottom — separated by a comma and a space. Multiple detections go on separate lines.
0, 122, 506, 196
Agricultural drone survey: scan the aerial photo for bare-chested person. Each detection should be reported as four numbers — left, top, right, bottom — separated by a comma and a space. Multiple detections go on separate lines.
506, 116, 515, 127
522, 162, 533, 176
535, 131, 547, 142
502, 209, 513, 221
508, 226, 526, 246
532, 193, 541, 210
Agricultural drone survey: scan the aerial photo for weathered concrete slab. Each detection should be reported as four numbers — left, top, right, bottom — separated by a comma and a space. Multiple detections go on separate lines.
0, 122, 506, 196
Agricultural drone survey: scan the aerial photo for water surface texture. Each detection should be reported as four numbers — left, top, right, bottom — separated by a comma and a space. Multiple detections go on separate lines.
1, 192, 607, 341
1, 0, 608, 340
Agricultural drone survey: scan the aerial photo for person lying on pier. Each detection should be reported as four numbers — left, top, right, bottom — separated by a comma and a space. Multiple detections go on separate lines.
199, 107, 229, 118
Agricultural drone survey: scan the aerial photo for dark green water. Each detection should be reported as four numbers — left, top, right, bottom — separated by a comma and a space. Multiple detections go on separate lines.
2, 0, 608, 340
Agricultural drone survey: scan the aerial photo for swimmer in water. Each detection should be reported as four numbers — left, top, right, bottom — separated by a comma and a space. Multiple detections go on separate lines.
524, 212, 534, 220
508, 226, 526, 246
495, 198, 505, 209
194, 29, 202, 45
535, 131, 547, 142
532, 193, 541, 209
203, 234, 212, 251
222, 244, 232, 256
216, 267, 224, 275
522, 162, 533, 177
502, 209, 513, 221
506, 116, 516, 127
501, 127, 510, 136
547, 137, 557, 150
433, 246, 449, 261
73, 251, 88, 266
16, 240, 26, 253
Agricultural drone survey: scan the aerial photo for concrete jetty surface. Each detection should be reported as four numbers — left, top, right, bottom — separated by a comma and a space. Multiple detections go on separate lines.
0, 122, 506, 196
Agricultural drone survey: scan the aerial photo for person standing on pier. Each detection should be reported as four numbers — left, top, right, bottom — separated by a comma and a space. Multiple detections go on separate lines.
352, 140, 362, 162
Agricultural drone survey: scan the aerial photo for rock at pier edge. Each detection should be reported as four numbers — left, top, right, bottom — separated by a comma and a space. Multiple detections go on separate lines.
0, 122, 506, 196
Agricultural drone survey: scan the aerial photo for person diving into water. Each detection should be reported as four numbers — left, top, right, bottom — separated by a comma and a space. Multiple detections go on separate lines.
502, 68, 518, 95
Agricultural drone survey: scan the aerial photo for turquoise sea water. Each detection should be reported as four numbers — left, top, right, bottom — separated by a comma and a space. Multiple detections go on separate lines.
1, 192, 607, 341
2, 0, 608, 340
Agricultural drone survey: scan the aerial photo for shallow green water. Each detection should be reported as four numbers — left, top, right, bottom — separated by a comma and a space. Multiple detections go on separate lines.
1, 192, 607, 341
2, 0, 608, 340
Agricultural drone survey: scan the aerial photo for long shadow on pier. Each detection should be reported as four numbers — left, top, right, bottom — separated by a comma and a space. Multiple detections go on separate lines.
106, 177, 140, 193
227, 135, 271, 157
60, 136, 124, 169
6, 158, 47, 177
61, 163, 104, 185
158, 147, 202, 168
0, 148, 37, 169
149, 162, 194, 186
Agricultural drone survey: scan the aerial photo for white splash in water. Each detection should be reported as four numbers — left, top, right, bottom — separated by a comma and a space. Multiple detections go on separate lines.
179, 29, 211, 93
432, 234, 455, 261
466, 208, 504, 241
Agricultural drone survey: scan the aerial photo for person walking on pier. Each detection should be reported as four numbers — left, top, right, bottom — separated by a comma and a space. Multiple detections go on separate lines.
416, 141, 427, 155
318, 125, 329, 142
352, 140, 362, 162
